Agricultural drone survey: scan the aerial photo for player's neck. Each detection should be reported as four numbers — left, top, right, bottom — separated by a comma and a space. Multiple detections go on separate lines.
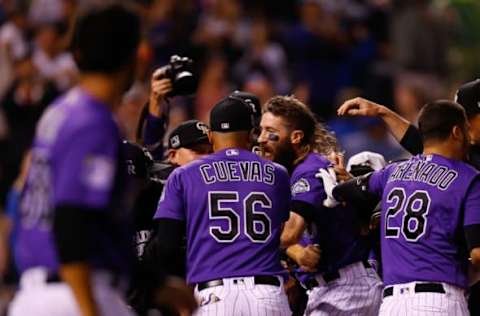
78, 73, 124, 110
213, 142, 249, 152
423, 144, 464, 161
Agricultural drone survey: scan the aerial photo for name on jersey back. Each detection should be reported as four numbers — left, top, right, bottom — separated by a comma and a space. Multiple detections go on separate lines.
387, 160, 458, 191
199, 161, 275, 185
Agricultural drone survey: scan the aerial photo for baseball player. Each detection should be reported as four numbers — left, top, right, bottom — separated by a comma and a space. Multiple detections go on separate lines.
151, 96, 292, 315
332, 100, 480, 315
258, 95, 382, 315
338, 81, 480, 312
8, 4, 140, 316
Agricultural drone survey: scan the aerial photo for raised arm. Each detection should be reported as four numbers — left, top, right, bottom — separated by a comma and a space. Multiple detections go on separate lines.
338, 97, 423, 154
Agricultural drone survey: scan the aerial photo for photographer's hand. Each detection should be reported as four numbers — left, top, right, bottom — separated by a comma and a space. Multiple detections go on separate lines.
149, 67, 173, 118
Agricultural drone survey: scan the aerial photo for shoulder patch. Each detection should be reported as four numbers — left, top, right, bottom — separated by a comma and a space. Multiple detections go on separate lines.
291, 178, 310, 195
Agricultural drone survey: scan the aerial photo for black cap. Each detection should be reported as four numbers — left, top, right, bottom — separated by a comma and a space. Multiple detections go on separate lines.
123, 141, 153, 179
168, 120, 209, 149
230, 91, 261, 127
210, 96, 255, 132
455, 79, 480, 118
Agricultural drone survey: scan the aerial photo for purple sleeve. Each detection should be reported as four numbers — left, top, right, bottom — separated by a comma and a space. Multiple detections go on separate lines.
291, 172, 326, 208
154, 169, 185, 221
53, 125, 118, 209
143, 113, 166, 160
464, 177, 480, 226
368, 167, 390, 198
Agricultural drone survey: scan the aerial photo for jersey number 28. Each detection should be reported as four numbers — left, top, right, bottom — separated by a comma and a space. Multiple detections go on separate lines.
385, 188, 431, 242
208, 191, 272, 243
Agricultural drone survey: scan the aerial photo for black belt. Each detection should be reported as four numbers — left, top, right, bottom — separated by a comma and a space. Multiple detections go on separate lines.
303, 260, 372, 290
197, 275, 280, 291
383, 283, 446, 298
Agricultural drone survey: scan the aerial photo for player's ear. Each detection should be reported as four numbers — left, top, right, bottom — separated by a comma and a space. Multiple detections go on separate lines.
167, 149, 177, 164
451, 125, 463, 141
290, 130, 304, 145
208, 131, 213, 144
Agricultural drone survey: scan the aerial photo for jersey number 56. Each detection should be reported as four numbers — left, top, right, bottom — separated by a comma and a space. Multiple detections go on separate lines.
208, 191, 272, 243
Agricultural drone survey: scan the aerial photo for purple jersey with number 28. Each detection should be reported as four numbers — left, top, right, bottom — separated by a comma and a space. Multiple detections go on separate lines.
155, 148, 291, 284
369, 154, 480, 288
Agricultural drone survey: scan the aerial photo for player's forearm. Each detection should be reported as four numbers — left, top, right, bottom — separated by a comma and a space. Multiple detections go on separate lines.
280, 212, 306, 248
377, 105, 412, 142
286, 244, 305, 264
59, 263, 100, 316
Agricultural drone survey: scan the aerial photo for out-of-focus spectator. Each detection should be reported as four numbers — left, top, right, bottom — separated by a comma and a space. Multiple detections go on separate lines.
194, 55, 231, 122
234, 18, 289, 94
28, 0, 63, 25
391, 0, 453, 77
0, 53, 58, 204
117, 83, 149, 142
242, 73, 274, 107
193, 0, 247, 60
286, 0, 350, 118
32, 21, 77, 91
0, 6, 29, 101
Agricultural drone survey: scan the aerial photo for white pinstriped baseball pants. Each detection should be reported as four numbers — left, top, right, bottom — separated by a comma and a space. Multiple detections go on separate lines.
305, 261, 383, 316
8, 268, 135, 316
379, 281, 469, 316
193, 276, 291, 316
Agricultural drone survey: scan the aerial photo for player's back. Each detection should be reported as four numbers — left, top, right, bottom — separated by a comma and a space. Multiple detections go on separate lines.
370, 154, 478, 288
15, 88, 128, 274
157, 148, 291, 284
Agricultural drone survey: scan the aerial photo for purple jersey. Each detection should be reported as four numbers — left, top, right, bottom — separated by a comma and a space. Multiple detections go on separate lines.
369, 154, 480, 288
15, 88, 132, 275
154, 148, 290, 284
291, 153, 369, 273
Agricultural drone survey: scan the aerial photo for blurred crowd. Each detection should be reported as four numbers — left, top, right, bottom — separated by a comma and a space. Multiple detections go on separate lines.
0, 0, 474, 207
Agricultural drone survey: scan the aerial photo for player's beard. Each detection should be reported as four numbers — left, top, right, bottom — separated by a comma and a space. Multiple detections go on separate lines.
272, 139, 297, 172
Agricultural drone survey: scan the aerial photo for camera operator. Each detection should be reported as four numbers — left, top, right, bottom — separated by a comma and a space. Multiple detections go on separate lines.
138, 55, 197, 160
126, 59, 202, 315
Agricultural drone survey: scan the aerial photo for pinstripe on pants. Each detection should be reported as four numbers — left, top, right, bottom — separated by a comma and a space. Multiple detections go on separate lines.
193, 276, 291, 316
304, 261, 383, 316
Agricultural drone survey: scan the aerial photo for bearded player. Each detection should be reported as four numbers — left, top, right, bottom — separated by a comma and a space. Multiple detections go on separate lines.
258, 96, 382, 315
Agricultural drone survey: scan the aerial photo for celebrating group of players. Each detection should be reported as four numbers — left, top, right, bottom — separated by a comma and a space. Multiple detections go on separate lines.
5, 3, 480, 316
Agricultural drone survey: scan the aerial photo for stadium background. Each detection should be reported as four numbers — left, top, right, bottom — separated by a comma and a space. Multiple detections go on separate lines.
0, 0, 480, 309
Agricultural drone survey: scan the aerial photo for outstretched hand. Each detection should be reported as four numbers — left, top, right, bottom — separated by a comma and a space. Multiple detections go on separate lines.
337, 97, 384, 117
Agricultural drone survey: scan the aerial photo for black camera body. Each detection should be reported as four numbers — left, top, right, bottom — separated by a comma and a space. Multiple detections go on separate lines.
164, 55, 196, 97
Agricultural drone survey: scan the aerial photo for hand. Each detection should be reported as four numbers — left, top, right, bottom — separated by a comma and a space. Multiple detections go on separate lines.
296, 244, 321, 273
153, 276, 198, 316
149, 67, 173, 118
337, 97, 385, 117
315, 168, 339, 208
331, 153, 352, 183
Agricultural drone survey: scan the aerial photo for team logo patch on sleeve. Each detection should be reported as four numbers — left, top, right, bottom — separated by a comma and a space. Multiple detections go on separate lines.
291, 178, 310, 195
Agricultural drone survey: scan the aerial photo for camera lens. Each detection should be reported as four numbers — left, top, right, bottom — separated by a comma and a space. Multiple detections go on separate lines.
173, 71, 196, 96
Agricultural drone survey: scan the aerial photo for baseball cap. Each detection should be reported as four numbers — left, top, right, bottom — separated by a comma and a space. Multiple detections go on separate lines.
123, 140, 154, 179
230, 91, 262, 128
210, 96, 255, 132
455, 79, 480, 118
168, 120, 209, 149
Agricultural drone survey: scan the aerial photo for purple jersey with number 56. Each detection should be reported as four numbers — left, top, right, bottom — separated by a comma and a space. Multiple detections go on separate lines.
369, 154, 480, 288
154, 148, 291, 284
